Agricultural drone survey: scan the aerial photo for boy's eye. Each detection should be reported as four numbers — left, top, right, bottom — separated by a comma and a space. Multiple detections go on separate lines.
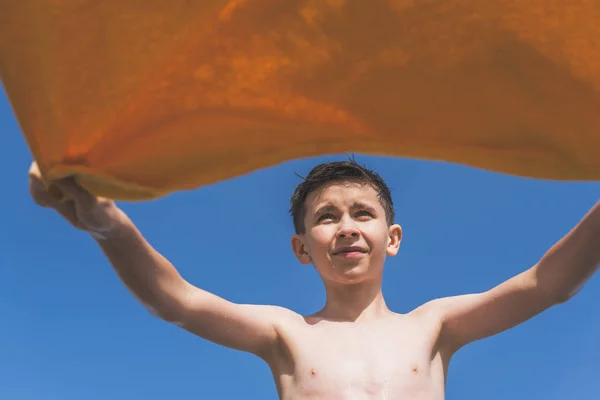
318, 213, 335, 222
355, 210, 373, 218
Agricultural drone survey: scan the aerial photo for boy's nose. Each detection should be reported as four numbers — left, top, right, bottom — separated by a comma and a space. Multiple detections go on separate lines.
338, 229, 359, 238
337, 220, 360, 238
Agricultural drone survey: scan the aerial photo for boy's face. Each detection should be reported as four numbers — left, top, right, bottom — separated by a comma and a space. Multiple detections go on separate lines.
291, 181, 402, 285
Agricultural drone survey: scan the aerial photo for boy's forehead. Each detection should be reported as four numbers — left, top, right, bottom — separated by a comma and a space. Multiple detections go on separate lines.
305, 181, 380, 210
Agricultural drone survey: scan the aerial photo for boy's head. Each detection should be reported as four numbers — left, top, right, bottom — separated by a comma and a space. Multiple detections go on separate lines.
290, 159, 395, 235
290, 159, 402, 285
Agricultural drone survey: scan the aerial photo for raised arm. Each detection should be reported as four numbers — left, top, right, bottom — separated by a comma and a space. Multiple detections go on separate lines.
432, 200, 600, 354
28, 163, 286, 361
92, 215, 286, 360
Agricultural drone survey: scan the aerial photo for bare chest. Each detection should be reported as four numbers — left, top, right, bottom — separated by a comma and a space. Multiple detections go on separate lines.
273, 318, 446, 400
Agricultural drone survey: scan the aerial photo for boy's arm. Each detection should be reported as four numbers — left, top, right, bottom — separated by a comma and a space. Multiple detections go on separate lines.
96, 216, 285, 361
433, 200, 600, 354
29, 168, 284, 362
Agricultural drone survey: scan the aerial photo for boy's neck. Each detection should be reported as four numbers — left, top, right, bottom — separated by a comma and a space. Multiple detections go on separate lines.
316, 278, 393, 323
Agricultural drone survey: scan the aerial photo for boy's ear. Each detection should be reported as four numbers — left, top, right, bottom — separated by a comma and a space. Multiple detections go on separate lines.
291, 234, 312, 265
386, 224, 402, 256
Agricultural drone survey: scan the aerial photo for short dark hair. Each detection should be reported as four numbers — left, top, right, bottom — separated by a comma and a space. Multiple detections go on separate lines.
289, 158, 395, 234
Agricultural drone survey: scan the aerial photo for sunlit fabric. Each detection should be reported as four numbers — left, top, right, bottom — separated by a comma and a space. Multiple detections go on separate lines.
1, 0, 599, 200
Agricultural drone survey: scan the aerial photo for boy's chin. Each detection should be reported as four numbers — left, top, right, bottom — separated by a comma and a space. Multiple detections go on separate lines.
322, 263, 383, 284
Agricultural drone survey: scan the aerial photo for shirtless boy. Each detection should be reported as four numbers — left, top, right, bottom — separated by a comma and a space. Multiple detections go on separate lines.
28, 160, 600, 399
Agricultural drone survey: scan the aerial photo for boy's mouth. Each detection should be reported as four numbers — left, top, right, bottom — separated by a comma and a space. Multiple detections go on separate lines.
333, 246, 368, 256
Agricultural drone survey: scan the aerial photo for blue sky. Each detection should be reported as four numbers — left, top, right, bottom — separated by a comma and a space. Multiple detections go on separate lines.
1, 86, 599, 400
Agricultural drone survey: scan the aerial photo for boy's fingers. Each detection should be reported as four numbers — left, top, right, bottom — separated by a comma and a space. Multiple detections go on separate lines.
29, 175, 63, 208
53, 178, 97, 209
29, 179, 56, 207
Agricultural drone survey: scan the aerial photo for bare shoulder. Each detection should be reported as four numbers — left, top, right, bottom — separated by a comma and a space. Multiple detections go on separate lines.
407, 299, 446, 330
242, 303, 300, 318
409, 299, 444, 317
254, 304, 307, 336
236, 303, 305, 336
261, 304, 306, 326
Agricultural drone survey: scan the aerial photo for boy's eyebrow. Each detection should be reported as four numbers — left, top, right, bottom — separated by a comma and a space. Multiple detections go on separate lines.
314, 204, 337, 215
351, 202, 377, 212
313, 202, 377, 215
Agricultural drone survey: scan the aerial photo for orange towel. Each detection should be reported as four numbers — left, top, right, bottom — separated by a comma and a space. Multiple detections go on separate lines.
1, 1, 599, 201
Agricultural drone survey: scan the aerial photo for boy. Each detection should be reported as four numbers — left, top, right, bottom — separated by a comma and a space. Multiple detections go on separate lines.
28, 159, 600, 399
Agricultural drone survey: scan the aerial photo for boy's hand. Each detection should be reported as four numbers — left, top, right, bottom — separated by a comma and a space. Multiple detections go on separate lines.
28, 161, 124, 238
